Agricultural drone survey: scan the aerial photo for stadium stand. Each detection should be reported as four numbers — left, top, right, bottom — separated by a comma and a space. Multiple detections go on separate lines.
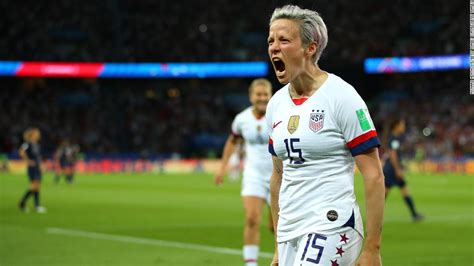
0, 0, 470, 160
0, 0, 467, 62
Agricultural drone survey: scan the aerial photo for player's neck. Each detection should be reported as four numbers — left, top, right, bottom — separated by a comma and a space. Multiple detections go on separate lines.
290, 66, 327, 98
252, 107, 265, 119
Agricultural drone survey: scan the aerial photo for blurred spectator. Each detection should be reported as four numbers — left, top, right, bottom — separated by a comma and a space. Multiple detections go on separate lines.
0, 77, 247, 158
0, 0, 469, 159
372, 71, 473, 159
0, 0, 467, 63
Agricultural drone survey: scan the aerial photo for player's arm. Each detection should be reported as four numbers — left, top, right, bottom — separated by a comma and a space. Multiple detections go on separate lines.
388, 149, 404, 179
18, 145, 34, 167
270, 155, 282, 266
214, 134, 243, 185
354, 147, 385, 266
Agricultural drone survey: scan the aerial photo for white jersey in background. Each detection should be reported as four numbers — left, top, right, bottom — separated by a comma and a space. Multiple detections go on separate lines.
232, 107, 273, 201
266, 73, 380, 242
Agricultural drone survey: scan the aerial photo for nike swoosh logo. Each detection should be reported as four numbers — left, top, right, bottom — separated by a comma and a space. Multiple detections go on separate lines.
272, 121, 282, 129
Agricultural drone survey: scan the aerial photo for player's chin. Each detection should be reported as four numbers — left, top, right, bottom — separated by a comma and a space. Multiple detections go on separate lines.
256, 103, 267, 113
274, 71, 289, 84
276, 77, 290, 84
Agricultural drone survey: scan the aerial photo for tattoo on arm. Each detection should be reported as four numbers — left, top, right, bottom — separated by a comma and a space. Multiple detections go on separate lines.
275, 164, 282, 174
272, 157, 282, 174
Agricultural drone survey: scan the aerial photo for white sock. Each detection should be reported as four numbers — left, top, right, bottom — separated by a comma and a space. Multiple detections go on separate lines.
243, 245, 259, 266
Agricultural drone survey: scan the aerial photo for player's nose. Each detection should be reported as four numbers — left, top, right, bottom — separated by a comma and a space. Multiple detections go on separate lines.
268, 41, 280, 54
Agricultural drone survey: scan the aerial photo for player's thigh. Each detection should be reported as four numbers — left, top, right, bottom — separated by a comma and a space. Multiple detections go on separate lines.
30, 179, 41, 190
294, 228, 363, 266
242, 196, 265, 220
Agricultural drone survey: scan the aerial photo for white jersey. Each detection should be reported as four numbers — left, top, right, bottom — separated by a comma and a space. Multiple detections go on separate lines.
232, 107, 273, 182
266, 73, 380, 242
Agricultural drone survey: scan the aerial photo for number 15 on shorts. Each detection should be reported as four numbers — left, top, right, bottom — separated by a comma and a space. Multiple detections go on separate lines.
301, 233, 327, 264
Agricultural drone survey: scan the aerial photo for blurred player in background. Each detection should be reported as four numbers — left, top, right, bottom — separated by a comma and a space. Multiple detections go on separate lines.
266, 5, 384, 266
383, 117, 424, 222
54, 139, 80, 184
18, 127, 46, 213
215, 78, 273, 266
0, 153, 9, 172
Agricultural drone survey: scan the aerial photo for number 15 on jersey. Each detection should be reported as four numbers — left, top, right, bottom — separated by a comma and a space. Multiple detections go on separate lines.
284, 138, 305, 164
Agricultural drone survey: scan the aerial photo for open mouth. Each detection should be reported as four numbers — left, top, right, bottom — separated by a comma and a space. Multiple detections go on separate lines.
273, 58, 286, 75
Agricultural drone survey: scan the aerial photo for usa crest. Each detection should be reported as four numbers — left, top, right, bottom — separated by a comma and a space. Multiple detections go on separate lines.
309, 110, 325, 133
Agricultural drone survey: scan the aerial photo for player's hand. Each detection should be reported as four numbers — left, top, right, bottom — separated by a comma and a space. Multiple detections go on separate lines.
356, 248, 382, 266
28, 160, 36, 167
214, 174, 224, 186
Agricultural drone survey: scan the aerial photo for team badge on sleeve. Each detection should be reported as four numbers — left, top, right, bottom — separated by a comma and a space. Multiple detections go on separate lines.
309, 110, 325, 133
356, 109, 373, 131
287, 115, 300, 134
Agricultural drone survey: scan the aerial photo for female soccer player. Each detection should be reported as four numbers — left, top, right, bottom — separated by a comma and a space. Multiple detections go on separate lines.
54, 139, 80, 184
266, 5, 385, 266
215, 78, 273, 266
18, 127, 46, 213
383, 118, 424, 222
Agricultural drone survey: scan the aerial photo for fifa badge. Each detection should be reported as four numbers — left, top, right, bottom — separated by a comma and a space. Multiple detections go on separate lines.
287, 115, 300, 134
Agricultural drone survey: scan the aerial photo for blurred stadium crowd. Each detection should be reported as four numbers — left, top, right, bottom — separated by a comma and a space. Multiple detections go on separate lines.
0, 0, 466, 62
372, 72, 472, 159
0, 0, 471, 159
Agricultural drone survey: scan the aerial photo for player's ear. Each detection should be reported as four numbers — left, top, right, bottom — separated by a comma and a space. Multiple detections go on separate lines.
305, 42, 317, 58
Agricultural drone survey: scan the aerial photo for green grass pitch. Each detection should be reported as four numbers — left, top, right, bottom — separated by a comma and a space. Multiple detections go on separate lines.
1, 171, 472, 265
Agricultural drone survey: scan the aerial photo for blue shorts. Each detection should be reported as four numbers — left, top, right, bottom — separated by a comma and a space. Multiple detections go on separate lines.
60, 158, 74, 168
27, 167, 42, 181
384, 172, 406, 188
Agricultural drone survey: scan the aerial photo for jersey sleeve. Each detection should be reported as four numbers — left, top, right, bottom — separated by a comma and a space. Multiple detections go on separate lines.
335, 88, 380, 156
266, 99, 277, 156
231, 114, 242, 138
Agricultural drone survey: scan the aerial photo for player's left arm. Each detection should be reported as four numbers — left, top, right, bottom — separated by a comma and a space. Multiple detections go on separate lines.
354, 147, 385, 266
335, 85, 384, 265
